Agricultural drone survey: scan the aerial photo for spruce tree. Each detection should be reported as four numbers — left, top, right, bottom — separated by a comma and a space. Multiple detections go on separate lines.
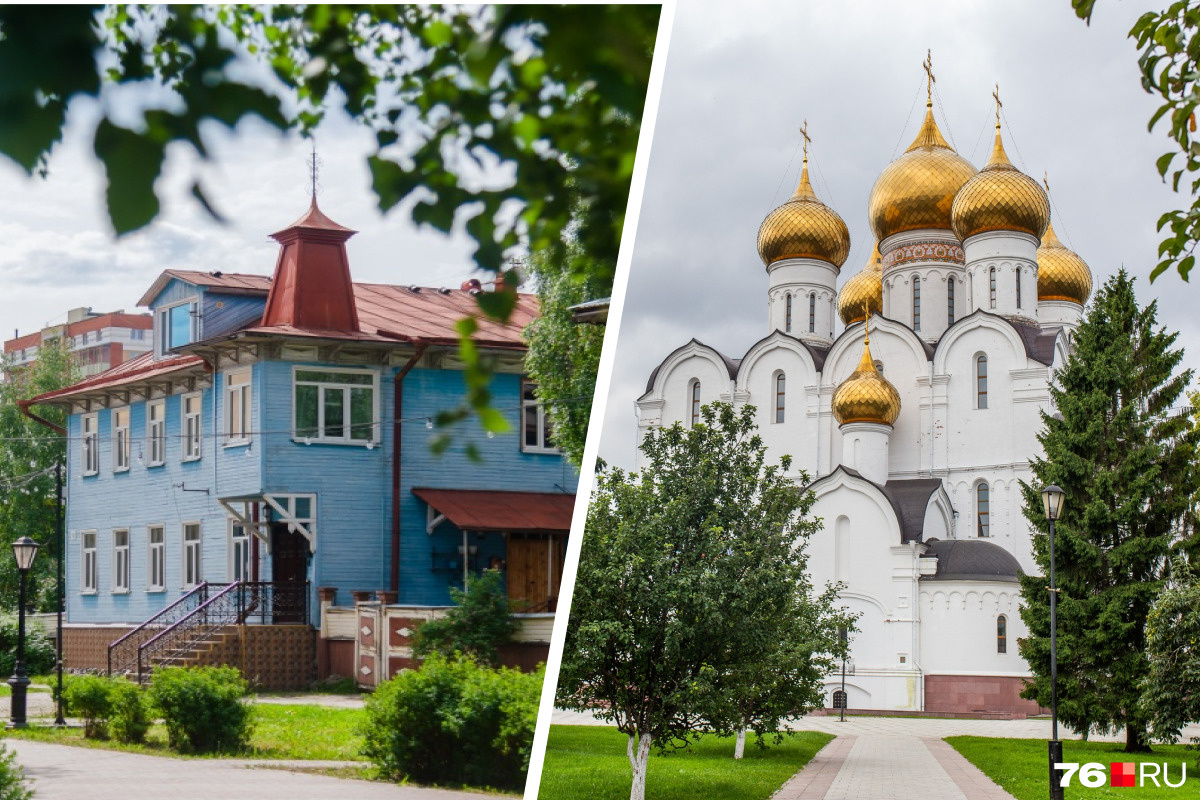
1018, 269, 1199, 752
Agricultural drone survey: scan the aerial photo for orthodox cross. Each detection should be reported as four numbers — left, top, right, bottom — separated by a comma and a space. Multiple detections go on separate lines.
923, 49, 935, 106
993, 84, 1003, 128
800, 120, 811, 162
1042, 171, 1051, 194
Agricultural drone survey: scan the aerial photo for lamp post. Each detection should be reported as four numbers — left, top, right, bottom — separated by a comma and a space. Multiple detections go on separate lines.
839, 626, 848, 723
1040, 484, 1066, 800
8, 536, 41, 729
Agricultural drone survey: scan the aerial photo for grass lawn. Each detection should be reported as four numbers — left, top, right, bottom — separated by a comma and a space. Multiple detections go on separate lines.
947, 736, 1198, 799
4, 703, 366, 761
538, 725, 834, 800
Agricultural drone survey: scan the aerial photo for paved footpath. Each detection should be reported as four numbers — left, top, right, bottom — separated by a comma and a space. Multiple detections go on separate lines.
552, 709, 1200, 800
4, 739, 494, 800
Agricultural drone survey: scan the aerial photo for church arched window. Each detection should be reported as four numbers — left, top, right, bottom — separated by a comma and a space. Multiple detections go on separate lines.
997, 614, 1007, 653
912, 277, 921, 331
976, 354, 988, 409
775, 372, 786, 423
808, 293, 816, 333
947, 277, 955, 325
689, 380, 701, 427
1015, 268, 1022, 309
785, 293, 792, 333
976, 483, 991, 538
989, 267, 997, 308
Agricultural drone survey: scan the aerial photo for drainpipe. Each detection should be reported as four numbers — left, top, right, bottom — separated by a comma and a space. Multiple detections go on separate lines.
391, 341, 429, 595
17, 400, 66, 435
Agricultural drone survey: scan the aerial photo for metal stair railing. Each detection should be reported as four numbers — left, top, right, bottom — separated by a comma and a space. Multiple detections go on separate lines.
135, 581, 243, 682
107, 582, 228, 678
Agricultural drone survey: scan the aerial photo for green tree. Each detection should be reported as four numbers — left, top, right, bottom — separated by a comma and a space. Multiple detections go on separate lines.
1140, 557, 1200, 752
0, 337, 78, 611
1072, 0, 1200, 281
0, 5, 658, 437
1018, 269, 1199, 752
522, 247, 607, 468
555, 402, 847, 800
412, 569, 518, 667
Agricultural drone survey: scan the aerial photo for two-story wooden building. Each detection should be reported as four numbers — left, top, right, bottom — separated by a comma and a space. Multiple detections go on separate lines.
24, 199, 576, 688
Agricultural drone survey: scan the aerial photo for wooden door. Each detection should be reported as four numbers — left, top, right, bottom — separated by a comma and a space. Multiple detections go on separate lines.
270, 522, 308, 623
506, 534, 566, 611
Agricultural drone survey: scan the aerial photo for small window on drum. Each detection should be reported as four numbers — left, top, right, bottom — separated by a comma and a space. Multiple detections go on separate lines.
989, 266, 997, 308
808, 293, 816, 333
997, 615, 1007, 653
947, 277, 955, 325
912, 277, 921, 331
785, 293, 792, 333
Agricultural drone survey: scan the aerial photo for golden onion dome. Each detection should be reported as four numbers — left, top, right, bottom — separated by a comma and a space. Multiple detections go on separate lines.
758, 158, 851, 268
868, 105, 978, 243
837, 242, 884, 326
1037, 222, 1092, 304
951, 126, 1050, 241
832, 324, 901, 426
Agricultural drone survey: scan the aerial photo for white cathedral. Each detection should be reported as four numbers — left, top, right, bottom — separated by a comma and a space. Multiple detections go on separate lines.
636, 90, 1094, 717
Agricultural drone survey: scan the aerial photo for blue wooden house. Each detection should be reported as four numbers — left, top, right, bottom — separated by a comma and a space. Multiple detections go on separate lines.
27, 200, 577, 687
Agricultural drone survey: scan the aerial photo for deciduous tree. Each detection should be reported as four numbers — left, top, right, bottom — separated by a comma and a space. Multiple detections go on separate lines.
556, 402, 847, 799
1018, 269, 1199, 752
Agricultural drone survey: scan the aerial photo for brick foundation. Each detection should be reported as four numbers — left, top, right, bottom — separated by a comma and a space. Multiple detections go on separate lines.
924, 674, 1047, 718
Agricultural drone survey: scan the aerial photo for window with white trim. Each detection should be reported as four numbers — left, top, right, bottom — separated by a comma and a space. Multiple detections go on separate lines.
113, 529, 130, 593
912, 277, 921, 331
147, 526, 165, 592
1015, 268, 1022, 309
689, 379, 701, 427
113, 408, 130, 472
294, 368, 378, 444
264, 494, 317, 550
785, 294, 792, 332
947, 277, 955, 325
82, 413, 99, 476
157, 300, 197, 355
976, 354, 988, 409
977, 483, 991, 538
224, 368, 251, 445
147, 400, 165, 466
997, 614, 1007, 653
81, 531, 97, 593
808, 293, 816, 333
774, 372, 786, 423
989, 267, 997, 308
183, 523, 202, 588
521, 380, 558, 453
229, 521, 251, 582
182, 393, 202, 461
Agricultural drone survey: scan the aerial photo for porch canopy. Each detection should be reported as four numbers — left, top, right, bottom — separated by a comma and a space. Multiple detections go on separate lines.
412, 488, 575, 534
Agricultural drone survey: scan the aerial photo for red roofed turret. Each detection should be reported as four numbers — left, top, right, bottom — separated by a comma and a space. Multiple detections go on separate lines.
261, 199, 360, 332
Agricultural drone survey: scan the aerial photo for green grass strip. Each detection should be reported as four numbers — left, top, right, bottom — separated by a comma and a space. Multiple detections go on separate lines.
538, 725, 834, 800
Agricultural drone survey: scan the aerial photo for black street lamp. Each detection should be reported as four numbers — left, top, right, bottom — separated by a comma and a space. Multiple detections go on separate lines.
1040, 484, 1066, 800
8, 536, 41, 729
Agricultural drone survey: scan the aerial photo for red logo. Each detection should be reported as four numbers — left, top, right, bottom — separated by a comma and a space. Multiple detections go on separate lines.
1111, 762, 1136, 788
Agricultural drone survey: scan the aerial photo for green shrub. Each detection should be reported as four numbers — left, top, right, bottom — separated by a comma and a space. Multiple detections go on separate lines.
361, 655, 542, 790
412, 570, 518, 666
0, 613, 56, 677
0, 742, 32, 800
147, 665, 252, 753
63, 673, 114, 738
109, 679, 149, 744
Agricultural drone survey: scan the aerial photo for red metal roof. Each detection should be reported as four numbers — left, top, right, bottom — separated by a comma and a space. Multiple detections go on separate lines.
27, 352, 206, 404
412, 488, 576, 533
262, 199, 361, 332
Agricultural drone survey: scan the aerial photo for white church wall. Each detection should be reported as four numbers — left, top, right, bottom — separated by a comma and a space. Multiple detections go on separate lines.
736, 335, 821, 476
919, 580, 1029, 677
635, 345, 732, 467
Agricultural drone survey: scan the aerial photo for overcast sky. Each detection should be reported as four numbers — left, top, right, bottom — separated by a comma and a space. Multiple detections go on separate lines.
598, 0, 1193, 470
0, 92, 482, 342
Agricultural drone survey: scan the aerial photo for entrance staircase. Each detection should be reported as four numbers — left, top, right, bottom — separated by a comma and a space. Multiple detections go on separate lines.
107, 581, 309, 683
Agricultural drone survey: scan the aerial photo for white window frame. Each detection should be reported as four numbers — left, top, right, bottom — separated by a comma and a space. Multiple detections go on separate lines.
264, 493, 317, 551
182, 392, 203, 461
147, 525, 165, 592
147, 399, 166, 467
976, 353, 988, 410
774, 371, 786, 424
976, 482, 991, 538
81, 530, 98, 594
112, 529, 130, 594
520, 379, 558, 454
291, 366, 380, 445
82, 413, 99, 476
182, 522, 202, 588
224, 368, 252, 447
112, 407, 131, 473
156, 299, 198, 356
228, 520, 251, 582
